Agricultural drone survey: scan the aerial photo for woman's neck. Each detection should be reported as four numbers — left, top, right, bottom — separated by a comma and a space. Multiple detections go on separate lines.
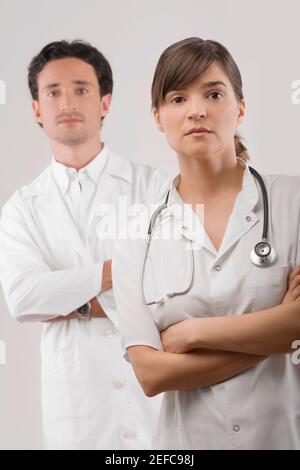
177, 152, 245, 204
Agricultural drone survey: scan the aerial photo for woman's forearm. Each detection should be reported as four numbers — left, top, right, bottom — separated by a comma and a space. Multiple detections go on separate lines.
186, 303, 300, 355
127, 345, 266, 397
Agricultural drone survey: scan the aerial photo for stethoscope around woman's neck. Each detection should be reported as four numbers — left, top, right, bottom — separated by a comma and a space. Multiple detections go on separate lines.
141, 165, 277, 306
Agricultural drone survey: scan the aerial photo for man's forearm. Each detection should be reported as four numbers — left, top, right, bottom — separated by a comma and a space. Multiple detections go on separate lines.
44, 260, 112, 323
44, 297, 106, 322
128, 345, 266, 397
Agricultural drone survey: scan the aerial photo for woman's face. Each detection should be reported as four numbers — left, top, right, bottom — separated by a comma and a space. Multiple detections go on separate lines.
153, 62, 245, 161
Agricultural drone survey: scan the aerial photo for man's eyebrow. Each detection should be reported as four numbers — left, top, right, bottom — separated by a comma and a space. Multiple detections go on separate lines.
42, 82, 60, 91
42, 80, 95, 91
72, 80, 95, 87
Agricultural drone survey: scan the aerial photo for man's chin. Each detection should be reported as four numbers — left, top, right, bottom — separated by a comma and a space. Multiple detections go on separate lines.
56, 133, 88, 146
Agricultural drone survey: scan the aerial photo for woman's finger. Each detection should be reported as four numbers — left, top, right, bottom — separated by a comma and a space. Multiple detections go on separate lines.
289, 274, 300, 291
289, 265, 300, 284
291, 285, 300, 301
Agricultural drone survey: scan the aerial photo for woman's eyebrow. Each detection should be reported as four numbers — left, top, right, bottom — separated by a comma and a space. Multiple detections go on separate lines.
165, 80, 227, 98
202, 80, 227, 89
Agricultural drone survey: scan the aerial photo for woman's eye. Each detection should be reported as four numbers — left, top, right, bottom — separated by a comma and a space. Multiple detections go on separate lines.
208, 92, 223, 100
171, 96, 185, 104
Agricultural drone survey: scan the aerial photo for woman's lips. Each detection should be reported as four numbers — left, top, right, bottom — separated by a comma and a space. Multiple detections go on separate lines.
186, 127, 212, 135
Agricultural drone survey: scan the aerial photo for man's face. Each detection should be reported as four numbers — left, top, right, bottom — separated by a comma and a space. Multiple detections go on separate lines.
32, 57, 111, 146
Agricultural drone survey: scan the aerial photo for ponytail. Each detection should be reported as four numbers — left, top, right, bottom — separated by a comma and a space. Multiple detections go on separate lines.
234, 134, 249, 162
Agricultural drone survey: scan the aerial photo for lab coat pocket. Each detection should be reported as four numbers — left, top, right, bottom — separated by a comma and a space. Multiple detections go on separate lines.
41, 339, 91, 423
249, 264, 289, 311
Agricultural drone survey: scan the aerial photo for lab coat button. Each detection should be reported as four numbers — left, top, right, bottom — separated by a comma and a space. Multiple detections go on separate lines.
245, 216, 252, 222
104, 329, 114, 338
233, 424, 240, 432
215, 265, 222, 271
113, 381, 124, 390
124, 430, 137, 440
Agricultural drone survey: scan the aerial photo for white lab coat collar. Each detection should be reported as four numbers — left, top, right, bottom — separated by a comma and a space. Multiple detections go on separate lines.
51, 145, 109, 194
161, 161, 260, 258
167, 161, 259, 212
21, 146, 134, 199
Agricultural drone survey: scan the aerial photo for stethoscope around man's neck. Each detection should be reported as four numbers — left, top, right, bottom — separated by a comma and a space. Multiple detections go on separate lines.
141, 165, 277, 306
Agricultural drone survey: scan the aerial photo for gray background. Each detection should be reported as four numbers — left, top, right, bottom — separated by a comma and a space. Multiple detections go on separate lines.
0, 0, 299, 449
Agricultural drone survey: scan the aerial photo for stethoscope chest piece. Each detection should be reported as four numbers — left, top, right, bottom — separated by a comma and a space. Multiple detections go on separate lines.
250, 239, 277, 267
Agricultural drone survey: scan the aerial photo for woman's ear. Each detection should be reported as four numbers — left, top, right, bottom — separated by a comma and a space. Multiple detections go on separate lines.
152, 108, 164, 132
237, 99, 246, 125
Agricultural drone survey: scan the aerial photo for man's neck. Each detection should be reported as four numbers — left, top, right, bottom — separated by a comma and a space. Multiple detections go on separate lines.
52, 139, 103, 170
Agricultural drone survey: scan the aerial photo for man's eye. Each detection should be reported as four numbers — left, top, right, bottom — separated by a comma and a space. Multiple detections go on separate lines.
77, 88, 88, 94
47, 91, 57, 97
208, 92, 223, 100
171, 96, 185, 104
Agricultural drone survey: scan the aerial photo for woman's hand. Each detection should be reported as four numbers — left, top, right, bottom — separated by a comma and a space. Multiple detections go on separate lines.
161, 318, 199, 353
282, 265, 300, 304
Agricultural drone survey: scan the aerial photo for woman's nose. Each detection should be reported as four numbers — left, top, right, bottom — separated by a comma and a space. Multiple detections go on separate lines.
188, 99, 207, 120
188, 111, 206, 121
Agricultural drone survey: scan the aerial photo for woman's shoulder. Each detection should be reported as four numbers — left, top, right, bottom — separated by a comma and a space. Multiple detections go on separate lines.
113, 222, 148, 268
265, 173, 300, 193
263, 174, 300, 212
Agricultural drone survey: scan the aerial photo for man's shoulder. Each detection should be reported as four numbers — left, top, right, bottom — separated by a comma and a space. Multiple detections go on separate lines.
2, 166, 52, 211
18, 166, 52, 199
107, 151, 170, 201
108, 151, 169, 182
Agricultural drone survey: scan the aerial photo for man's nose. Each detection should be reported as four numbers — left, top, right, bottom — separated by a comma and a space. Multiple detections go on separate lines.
60, 90, 76, 111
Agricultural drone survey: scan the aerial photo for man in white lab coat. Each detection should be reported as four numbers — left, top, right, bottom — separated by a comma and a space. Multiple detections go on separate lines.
0, 40, 169, 449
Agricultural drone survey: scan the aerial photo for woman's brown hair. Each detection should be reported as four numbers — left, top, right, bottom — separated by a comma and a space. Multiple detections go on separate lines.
151, 37, 249, 161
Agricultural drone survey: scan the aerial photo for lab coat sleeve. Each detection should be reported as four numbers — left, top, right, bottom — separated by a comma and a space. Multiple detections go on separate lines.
0, 196, 103, 322
112, 237, 163, 360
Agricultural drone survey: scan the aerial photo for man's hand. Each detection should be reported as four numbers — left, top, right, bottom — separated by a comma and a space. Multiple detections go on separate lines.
282, 265, 300, 304
161, 318, 198, 354
102, 259, 112, 292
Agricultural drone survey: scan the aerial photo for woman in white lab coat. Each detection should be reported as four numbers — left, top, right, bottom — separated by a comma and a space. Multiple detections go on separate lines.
113, 37, 300, 450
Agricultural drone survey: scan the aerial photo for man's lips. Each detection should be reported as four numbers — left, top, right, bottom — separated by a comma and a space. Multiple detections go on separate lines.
58, 118, 82, 124
185, 127, 212, 135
